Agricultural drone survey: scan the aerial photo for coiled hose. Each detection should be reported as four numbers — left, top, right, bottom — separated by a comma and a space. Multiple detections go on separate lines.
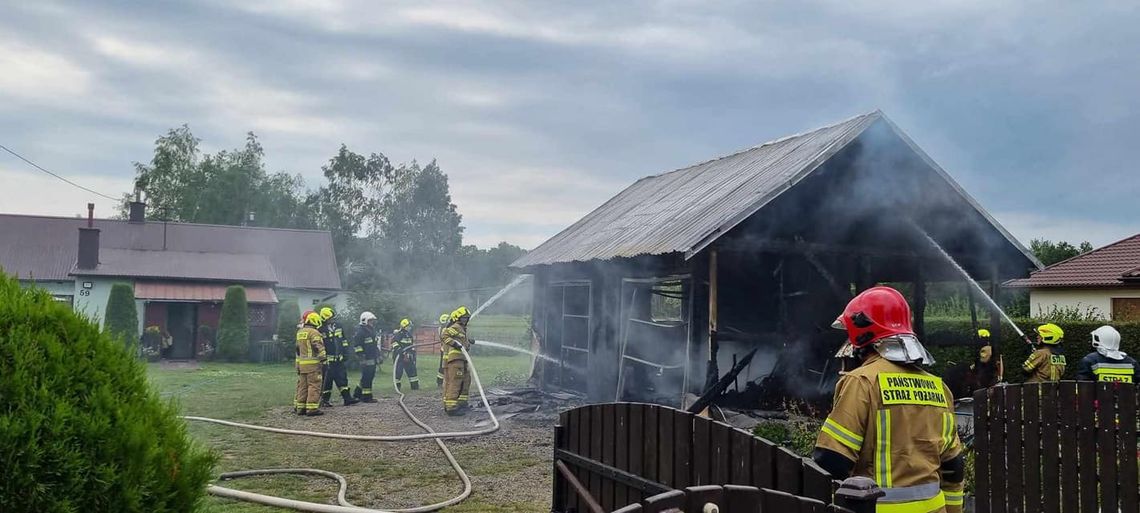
184, 344, 499, 512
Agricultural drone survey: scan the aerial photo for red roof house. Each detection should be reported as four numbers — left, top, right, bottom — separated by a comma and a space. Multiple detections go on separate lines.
1006, 234, 1140, 321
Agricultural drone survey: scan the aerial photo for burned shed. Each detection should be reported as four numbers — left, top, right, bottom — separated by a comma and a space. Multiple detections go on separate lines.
511, 111, 1041, 407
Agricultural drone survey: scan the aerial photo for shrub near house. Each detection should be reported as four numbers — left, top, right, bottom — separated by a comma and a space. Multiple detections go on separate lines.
216, 285, 250, 362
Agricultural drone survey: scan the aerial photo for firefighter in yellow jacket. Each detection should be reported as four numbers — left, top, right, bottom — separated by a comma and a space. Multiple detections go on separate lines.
442, 306, 474, 415
436, 313, 450, 387
295, 311, 328, 416
814, 286, 965, 513
1024, 323, 1066, 382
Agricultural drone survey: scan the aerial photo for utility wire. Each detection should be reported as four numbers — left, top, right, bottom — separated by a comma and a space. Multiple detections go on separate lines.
0, 143, 121, 201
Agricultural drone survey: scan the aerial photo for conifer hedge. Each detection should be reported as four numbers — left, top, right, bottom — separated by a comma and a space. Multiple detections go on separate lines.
0, 273, 216, 511
216, 285, 249, 362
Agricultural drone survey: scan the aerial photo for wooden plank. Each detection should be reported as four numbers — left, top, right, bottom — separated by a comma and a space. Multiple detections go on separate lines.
801, 459, 832, 504
711, 422, 733, 485
1097, 383, 1118, 512
615, 403, 630, 509
674, 410, 692, 489
641, 489, 685, 513
611, 504, 642, 513
1040, 382, 1060, 513
555, 449, 672, 496
590, 405, 605, 508
974, 388, 992, 513
684, 485, 724, 512
659, 407, 675, 487
567, 408, 582, 512
1022, 383, 1042, 512
553, 424, 567, 511
1005, 385, 1024, 513
555, 460, 605, 513
645, 405, 660, 486
723, 484, 761, 513
602, 403, 616, 511
730, 428, 752, 485
1059, 382, 1079, 513
797, 497, 828, 513
760, 488, 802, 512
775, 447, 803, 495
989, 386, 1007, 513
1077, 381, 1097, 513
630, 403, 647, 505
1118, 385, 1138, 513
693, 416, 711, 486
752, 437, 776, 489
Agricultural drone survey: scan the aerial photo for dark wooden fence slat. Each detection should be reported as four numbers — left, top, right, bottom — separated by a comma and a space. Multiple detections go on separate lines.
989, 386, 1008, 513
693, 416, 711, 486
591, 405, 606, 509
1059, 382, 1079, 513
1005, 385, 1024, 513
611, 504, 643, 513
723, 484, 762, 513
630, 403, 646, 505
614, 403, 630, 509
1077, 381, 1098, 513
730, 428, 752, 485
641, 489, 685, 513
1022, 383, 1041, 511
602, 403, 616, 511
801, 459, 832, 504
761, 488, 803, 512
775, 446, 803, 495
711, 422, 732, 485
1118, 385, 1139, 513
674, 410, 693, 489
1040, 382, 1060, 513
684, 485, 724, 512
797, 497, 829, 513
752, 437, 776, 489
567, 408, 582, 512
644, 405, 659, 485
659, 407, 675, 487
554, 424, 567, 511
974, 389, 991, 513
1096, 383, 1119, 512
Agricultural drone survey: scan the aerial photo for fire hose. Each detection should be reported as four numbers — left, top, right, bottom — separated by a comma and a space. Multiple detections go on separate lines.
183, 344, 499, 512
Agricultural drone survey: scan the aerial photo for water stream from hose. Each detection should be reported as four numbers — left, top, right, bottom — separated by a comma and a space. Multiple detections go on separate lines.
470, 274, 531, 319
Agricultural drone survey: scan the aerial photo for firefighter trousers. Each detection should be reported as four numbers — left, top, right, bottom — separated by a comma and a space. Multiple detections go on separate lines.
295, 370, 322, 412
395, 350, 420, 390
443, 359, 471, 412
320, 360, 352, 402
356, 363, 377, 399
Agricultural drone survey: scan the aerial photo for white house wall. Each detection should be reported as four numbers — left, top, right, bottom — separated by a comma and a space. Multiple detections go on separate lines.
1029, 287, 1140, 321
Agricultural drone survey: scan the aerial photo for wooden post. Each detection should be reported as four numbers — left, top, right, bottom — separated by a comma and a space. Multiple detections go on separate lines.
914, 259, 926, 342
705, 249, 720, 391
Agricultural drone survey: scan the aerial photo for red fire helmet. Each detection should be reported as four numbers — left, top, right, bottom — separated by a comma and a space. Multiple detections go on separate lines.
835, 286, 915, 348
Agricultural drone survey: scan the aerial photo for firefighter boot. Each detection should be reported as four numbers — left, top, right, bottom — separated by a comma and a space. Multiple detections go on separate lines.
320, 399, 334, 408
411, 380, 420, 391
306, 409, 325, 417
396, 381, 402, 392
341, 388, 359, 406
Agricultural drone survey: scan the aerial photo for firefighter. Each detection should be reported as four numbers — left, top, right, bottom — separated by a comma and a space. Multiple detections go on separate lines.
442, 306, 475, 415
319, 307, 358, 407
973, 329, 1003, 388
1023, 323, 1066, 382
352, 311, 381, 403
295, 311, 327, 416
436, 313, 450, 387
392, 318, 420, 391
814, 286, 965, 513
1076, 326, 1137, 382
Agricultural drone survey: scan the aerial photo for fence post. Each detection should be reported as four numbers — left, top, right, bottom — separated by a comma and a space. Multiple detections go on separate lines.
833, 477, 884, 513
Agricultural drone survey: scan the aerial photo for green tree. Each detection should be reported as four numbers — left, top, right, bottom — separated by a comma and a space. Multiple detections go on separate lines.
276, 298, 300, 344
216, 286, 250, 361
1030, 239, 1095, 266
104, 282, 138, 346
372, 160, 464, 290
0, 273, 216, 510
309, 145, 394, 264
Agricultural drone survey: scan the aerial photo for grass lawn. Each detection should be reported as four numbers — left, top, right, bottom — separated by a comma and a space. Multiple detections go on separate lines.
151, 354, 546, 512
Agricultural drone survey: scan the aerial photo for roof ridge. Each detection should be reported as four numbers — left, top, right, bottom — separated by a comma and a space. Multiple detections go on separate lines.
0, 212, 333, 235
646, 111, 880, 180
1029, 232, 1140, 274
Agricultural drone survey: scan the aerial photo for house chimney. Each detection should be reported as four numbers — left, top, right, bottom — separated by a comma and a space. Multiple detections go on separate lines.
77, 203, 100, 270
128, 191, 146, 223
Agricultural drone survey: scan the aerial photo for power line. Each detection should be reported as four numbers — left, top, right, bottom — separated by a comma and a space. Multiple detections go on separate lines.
0, 143, 121, 201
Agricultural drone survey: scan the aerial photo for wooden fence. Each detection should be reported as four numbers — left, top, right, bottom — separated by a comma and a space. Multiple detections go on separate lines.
552, 403, 855, 513
972, 382, 1139, 513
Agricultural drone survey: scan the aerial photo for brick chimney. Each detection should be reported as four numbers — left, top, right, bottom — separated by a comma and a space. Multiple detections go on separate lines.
128, 191, 146, 223
77, 203, 100, 270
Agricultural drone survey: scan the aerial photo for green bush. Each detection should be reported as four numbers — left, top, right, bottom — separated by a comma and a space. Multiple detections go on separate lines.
0, 272, 216, 511
104, 282, 138, 347
751, 418, 822, 457
276, 298, 299, 343
216, 285, 249, 362
925, 318, 1140, 382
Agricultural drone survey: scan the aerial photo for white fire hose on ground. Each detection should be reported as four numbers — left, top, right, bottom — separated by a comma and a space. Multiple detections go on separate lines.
184, 344, 499, 513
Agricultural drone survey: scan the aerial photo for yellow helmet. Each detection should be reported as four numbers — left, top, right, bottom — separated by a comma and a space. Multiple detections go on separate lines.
1037, 323, 1064, 345
320, 307, 335, 321
450, 306, 470, 322
439, 313, 450, 324
400, 318, 411, 329
304, 312, 323, 328
977, 328, 991, 338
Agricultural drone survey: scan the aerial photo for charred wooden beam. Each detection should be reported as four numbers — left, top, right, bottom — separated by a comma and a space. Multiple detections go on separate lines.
705, 249, 720, 392
688, 348, 758, 415
803, 250, 852, 302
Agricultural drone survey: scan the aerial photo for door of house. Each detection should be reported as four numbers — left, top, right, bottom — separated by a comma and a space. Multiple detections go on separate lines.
167, 303, 198, 359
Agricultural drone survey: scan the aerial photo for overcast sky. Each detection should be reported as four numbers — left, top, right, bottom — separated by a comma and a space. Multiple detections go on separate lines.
1, 1, 1137, 249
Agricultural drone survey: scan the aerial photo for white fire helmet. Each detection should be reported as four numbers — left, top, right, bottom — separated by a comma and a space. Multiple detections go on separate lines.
1091, 325, 1125, 360
359, 311, 377, 325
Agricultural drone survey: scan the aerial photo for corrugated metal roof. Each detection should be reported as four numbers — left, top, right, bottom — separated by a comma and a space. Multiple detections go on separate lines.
76, 249, 278, 283
512, 112, 880, 267
1006, 234, 1140, 288
0, 215, 340, 289
134, 281, 279, 303
512, 110, 1039, 269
